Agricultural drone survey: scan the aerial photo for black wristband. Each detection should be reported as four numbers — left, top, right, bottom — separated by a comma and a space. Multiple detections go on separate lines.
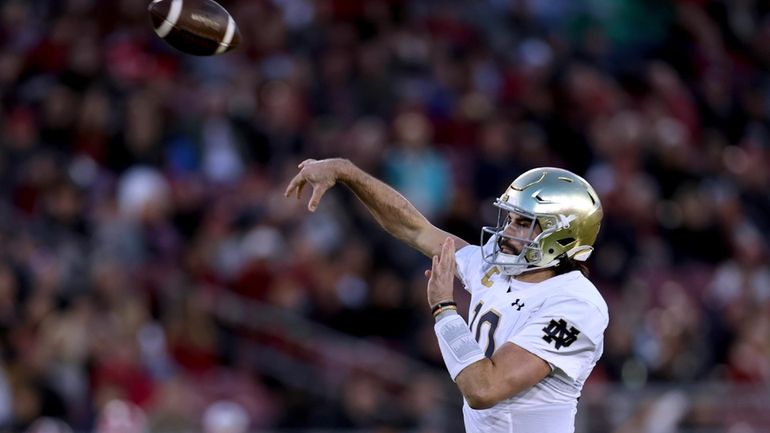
431, 301, 457, 316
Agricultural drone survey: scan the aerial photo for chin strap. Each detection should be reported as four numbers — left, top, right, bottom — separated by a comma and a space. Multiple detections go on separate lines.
499, 258, 560, 276
568, 245, 593, 261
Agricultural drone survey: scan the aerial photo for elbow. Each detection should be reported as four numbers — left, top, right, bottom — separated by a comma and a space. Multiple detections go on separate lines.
465, 394, 496, 410
457, 363, 501, 410
463, 388, 498, 410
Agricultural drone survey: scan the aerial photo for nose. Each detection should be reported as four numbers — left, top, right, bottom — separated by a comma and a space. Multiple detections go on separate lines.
503, 223, 526, 238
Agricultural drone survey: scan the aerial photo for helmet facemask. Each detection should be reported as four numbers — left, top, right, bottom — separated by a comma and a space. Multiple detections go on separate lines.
481, 200, 561, 276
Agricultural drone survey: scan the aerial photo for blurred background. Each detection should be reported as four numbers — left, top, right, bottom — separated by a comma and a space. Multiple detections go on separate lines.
1, 0, 769, 432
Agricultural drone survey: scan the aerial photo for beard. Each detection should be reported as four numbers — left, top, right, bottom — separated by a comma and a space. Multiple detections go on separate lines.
497, 237, 521, 255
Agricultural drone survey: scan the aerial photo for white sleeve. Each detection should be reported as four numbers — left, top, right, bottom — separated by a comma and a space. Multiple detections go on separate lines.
454, 245, 482, 293
508, 297, 607, 381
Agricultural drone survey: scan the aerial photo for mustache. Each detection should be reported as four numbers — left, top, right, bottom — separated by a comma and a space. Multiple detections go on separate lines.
497, 238, 521, 255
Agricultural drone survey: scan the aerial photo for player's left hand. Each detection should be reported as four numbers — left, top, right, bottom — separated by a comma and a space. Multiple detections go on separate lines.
426, 237, 456, 307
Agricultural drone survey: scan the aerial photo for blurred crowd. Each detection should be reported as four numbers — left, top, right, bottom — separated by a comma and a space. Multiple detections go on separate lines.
1, 0, 769, 432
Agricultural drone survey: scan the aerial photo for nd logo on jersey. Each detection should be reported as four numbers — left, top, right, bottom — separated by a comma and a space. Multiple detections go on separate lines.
542, 319, 580, 349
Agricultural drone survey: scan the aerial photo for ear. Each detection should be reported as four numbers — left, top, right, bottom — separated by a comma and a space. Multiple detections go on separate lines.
568, 245, 593, 261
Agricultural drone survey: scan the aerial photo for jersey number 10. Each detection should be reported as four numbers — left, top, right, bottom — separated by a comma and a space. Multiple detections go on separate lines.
469, 302, 500, 357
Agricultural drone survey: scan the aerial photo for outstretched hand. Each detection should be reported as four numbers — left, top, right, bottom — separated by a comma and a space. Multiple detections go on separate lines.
426, 237, 456, 308
284, 158, 343, 212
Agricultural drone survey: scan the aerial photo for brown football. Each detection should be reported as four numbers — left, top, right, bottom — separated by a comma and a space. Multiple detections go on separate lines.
148, 0, 241, 56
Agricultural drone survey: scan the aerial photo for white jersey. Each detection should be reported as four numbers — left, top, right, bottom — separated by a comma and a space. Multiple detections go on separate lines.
454, 245, 609, 433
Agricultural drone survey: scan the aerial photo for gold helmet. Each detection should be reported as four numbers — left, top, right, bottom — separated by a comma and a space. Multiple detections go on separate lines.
480, 167, 603, 276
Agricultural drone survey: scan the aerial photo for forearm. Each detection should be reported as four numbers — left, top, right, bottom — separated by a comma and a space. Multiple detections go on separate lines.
456, 356, 543, 409
455, 360, 503, 409
336, 159, 430, 245
434, 311, 549, 409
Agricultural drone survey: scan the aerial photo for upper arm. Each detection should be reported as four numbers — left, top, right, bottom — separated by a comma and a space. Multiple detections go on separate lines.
456, 342, 551, 409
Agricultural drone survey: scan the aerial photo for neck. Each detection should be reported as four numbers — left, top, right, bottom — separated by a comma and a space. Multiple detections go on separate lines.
514, 267, 555, 283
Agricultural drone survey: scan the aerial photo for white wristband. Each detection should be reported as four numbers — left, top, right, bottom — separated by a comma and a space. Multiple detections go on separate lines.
434, 311, 486, 381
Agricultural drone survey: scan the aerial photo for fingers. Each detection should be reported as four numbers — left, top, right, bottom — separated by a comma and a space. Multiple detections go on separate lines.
441, 237, 455, 257
298, 158, 316, 169
284, 174, 306, 199
308, 182, 331, 212
284, 159, 317, 198
424, 269, 432, 279
439, 237, 455, 272
428, 237, 457, 280
427, 239, 456, 308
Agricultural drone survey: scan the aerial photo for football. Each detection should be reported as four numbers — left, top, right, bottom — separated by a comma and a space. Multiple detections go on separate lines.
148, 0, 241, 56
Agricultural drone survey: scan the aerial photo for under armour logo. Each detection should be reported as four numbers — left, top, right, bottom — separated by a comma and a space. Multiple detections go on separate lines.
542, 319, 580, 349
511, 299, 525, 311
